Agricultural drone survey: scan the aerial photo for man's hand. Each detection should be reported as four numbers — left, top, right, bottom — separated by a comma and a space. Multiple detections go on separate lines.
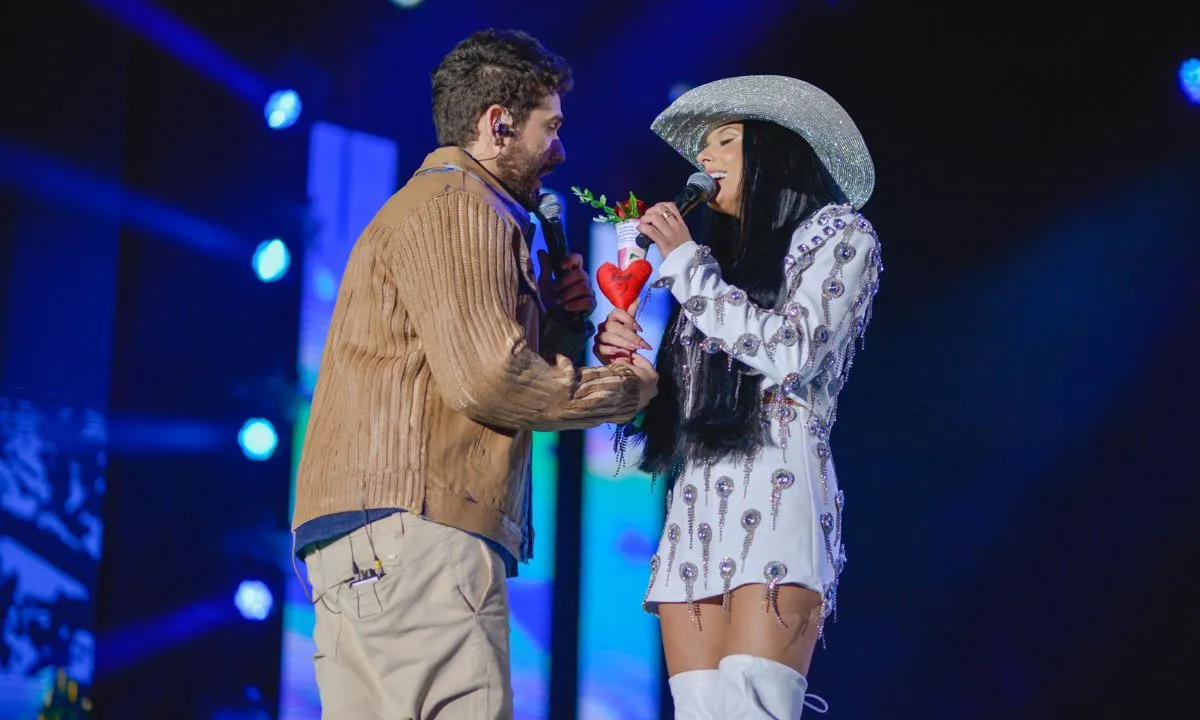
625, 353, 659, 411
538, 250, 597, 318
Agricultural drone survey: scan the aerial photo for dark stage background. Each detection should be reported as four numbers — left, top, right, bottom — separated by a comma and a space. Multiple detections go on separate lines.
1, 0, 1197, 718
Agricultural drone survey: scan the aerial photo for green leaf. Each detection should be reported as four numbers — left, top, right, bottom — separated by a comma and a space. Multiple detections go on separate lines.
628, 191, 639, 218
598, 194, 606, 207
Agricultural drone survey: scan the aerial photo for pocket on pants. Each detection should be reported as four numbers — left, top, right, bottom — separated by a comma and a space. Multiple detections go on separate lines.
341, 514, 449, 620
305, 557, 343, 660
447, 531, 502, 614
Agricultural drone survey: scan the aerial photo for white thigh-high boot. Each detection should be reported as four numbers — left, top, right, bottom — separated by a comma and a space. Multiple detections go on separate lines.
668, 669, 722, 720
717, 654, 829, 719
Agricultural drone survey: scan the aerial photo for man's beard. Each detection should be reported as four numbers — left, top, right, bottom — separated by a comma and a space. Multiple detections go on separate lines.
496, 141, 548, 207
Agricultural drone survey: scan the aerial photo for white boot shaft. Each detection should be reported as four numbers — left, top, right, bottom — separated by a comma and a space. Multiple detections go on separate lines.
716, 654, 827, 719
669, 668, 722, 720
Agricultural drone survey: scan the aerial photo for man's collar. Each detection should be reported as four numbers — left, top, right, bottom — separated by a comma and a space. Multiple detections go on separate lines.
417, 147, 534, 220
416, 147, 536, 240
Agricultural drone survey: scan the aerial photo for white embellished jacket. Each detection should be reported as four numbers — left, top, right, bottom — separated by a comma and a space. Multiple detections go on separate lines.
653, 203, 883, 443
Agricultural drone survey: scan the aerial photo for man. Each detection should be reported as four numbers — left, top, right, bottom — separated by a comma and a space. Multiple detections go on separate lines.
291, 29, 658, 720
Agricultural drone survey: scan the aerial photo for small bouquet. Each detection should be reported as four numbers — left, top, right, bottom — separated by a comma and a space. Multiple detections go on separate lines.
572, 186, 652, 311
572, 187, 647, 223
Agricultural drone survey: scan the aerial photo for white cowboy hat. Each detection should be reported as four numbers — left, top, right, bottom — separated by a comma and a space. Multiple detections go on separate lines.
651, 75, 875, 208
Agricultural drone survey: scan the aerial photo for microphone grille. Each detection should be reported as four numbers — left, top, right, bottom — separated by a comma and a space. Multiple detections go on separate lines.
537, 193, 562, 219
687, 171, 718, 201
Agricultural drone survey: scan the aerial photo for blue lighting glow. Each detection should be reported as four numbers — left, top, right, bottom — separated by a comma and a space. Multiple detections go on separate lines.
253, 239, 290, 282
264, 89, 302, 130
89, 0, 269, 103
1180, 58, 1200, 105
235, 580, 273, 621
238, 418, 277, 461
668, 82, 694, 102
0, 138, 247, 258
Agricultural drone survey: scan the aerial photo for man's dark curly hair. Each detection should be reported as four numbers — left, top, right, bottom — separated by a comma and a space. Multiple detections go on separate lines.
432, 29, 573, 147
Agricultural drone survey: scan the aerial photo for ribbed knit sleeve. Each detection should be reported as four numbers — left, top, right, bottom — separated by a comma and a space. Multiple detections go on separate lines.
388, 191, 641, 430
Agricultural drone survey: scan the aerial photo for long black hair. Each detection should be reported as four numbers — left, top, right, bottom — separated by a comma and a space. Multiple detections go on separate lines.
633, 119, 849, 480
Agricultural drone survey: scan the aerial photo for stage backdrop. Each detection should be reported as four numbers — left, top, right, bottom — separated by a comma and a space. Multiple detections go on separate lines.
279, 122, 561, 719
0, 387, 106, 718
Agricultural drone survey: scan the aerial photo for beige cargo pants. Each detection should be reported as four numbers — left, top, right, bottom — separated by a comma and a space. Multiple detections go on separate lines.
302, 512, 512, 719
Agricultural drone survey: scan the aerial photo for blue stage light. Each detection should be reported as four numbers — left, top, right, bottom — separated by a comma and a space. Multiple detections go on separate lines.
1180, 58, 1200, 105
252, 239, 290, 282
235, 580, 273, 621
264, 89, 302, 130
238, 418, 277, 461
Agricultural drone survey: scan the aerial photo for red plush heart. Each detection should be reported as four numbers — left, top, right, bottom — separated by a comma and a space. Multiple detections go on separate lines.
597, 259, 653, 311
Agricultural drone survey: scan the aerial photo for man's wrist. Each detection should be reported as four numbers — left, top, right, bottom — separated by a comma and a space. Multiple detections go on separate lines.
542, 311, 595, 364
549, 308, 595, 338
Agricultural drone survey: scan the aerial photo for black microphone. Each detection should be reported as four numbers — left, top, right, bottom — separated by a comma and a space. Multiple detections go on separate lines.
635, 172, 719, 250
536, 193, 571, 280
535, 193, 587, 333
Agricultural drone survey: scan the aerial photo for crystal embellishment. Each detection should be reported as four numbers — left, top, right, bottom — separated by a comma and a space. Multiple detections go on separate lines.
643, 554, 660, 608
763, 561, 788, 626
697, 522, 713, 588
666, 523, 681, 583
680, 562, 701, 628
770, 469, 795, 529
719, 557, 737, 617
682, 484, 699, 548
715, 477, 735, 540
740, 509, 762, 569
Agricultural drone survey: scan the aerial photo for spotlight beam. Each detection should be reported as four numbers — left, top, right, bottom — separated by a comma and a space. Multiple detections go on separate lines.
86, 0, 270, 104
0, 137, 248, 258
0, 137, 247, 258
96, 595, 240, 679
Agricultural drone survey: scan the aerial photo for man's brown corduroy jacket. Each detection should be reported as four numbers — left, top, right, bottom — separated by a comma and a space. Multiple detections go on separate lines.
292, 147, 641, 562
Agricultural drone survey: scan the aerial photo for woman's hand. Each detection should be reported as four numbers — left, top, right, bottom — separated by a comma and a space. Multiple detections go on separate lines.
636, 202, 694, 259
593, 300, 652, 365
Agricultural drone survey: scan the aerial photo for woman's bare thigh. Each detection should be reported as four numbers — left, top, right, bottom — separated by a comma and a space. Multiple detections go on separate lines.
659, 598, 726, 675
723, 583, 824, 677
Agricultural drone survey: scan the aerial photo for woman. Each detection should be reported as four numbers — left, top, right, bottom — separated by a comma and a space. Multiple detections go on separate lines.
594, 76, 883, 718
